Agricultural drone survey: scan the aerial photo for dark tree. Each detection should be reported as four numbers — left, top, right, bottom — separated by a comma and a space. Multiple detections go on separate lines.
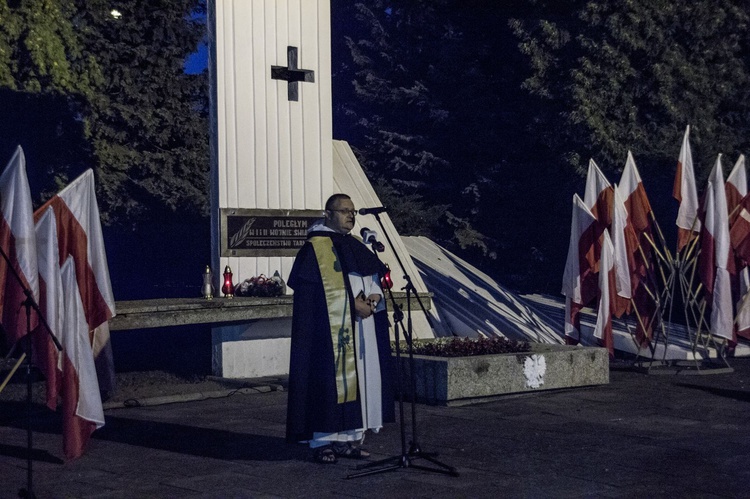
0, 0, 209, 225
510, 0, 750, 178
333, 0, 574, 291
72, 0, 209, 224
333, 0, 491, 254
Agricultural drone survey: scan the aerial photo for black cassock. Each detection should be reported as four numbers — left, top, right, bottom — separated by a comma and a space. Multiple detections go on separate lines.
285, 231, 395, 444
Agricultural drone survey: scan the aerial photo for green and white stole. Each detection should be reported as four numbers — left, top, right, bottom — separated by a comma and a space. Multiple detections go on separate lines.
310, 236, 358, 404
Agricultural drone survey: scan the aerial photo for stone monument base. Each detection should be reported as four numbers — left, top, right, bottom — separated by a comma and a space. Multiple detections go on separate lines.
212, 318, 292, 378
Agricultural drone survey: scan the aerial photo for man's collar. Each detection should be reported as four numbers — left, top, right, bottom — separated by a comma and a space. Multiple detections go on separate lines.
308, 222, 350, 235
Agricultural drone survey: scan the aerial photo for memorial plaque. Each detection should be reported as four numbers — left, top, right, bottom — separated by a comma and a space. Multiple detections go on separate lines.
220, 208, 322, 257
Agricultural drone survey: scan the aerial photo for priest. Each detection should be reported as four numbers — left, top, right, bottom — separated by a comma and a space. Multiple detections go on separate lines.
286, 193, 395, 464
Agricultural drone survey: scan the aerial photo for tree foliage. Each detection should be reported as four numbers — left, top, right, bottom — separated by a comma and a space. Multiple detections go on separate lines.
74, 0, 209, 223
334, 0, 570, 290
335, 1, 750, 293
510, 0, 750, 178
333, 0, 491, 254
0, 0, 209, 224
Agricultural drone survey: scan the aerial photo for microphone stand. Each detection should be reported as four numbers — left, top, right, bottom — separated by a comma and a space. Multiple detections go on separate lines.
348, 214, 458, 478
0, 244, 62, 499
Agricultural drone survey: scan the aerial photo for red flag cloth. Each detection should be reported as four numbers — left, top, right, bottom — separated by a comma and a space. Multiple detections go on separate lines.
34, 169, 117, 395
698, 156, 734, 341
0, 146, 39, 345
674, 126, 701, 252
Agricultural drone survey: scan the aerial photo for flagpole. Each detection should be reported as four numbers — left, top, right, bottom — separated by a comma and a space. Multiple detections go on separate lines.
648, 211, 674, 264
0, 352, 25, 394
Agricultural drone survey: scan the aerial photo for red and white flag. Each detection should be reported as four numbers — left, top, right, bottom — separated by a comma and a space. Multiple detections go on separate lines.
593, 230, 616, 356
34, 169, 117, 394
673, 125, 701, 252
562, 194, 598, 341
36, 208, 104, 459
726, 155, 746, 217
731, 193, 750, 264
726, 155, 750, 338
0, 146, 39, 345
619, 151, 653, 236
611, 184, 633, 317
60, 255, 105, 459
584, 159, 614, 228
699, 156, 734, 341
33, 207, 65, 411
618, 151, 657, 344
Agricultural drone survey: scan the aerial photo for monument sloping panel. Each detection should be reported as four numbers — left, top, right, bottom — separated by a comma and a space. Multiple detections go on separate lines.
332, 140, 444, 339
402, 236, 563, 343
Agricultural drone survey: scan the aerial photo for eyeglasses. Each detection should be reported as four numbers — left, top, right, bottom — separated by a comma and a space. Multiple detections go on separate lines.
329, 209, 358, 216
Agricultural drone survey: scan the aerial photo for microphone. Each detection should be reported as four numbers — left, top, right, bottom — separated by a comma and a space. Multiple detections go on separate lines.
360, 227, 385, 252
358, 206, 387, 216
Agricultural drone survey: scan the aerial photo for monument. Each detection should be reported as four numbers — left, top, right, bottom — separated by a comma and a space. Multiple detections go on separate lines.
207, 0, 438, 378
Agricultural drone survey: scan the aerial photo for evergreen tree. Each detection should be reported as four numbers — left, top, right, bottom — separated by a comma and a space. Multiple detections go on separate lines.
0, 0, 209, 224
510, 0, 750, 178
74, 0, 209, 223
333, 0, 490, 254
333, 0, 570, 291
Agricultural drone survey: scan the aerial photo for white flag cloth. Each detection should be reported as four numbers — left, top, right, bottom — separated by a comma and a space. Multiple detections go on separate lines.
562, 194, 598, 304
700, 156, 734, 341
34, 169, 117, 394
674, 125, 701, 250
0, 146, 39, 343
726, 154, 747, 212
562, 195, 598, 340
583, 159, 613, 225
60, 255, 105, 459
593, 230, 615, 355
34, 207, 65, 410
612, 184, 632, 301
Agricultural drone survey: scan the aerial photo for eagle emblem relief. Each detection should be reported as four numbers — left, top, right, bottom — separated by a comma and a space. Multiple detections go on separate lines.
523, 354, 546, 389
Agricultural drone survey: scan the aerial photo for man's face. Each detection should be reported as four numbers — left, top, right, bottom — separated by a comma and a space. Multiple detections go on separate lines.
325, 198, 356, 234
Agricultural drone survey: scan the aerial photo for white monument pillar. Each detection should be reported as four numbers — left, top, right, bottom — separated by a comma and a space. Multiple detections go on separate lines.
209, 0, 332, 282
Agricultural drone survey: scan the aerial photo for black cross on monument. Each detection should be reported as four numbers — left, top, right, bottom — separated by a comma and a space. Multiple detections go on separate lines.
271, 46, 315, 102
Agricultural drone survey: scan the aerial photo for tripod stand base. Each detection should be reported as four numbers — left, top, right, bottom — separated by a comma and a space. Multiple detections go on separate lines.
346, 448, 459, 478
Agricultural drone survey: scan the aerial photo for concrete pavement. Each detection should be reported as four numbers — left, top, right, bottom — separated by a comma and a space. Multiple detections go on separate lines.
2, 357, 750, 498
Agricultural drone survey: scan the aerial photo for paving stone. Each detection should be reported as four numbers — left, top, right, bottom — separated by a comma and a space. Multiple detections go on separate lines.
3, 358, 750, 497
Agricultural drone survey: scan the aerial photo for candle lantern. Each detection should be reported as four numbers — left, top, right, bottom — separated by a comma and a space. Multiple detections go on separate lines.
381, 263, 394, 290
202, 265, 214, 300
222, 265, 235, 298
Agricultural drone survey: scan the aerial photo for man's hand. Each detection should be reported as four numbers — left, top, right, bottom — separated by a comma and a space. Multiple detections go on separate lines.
354, 293, 373, 319
366, 294, 380, 311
